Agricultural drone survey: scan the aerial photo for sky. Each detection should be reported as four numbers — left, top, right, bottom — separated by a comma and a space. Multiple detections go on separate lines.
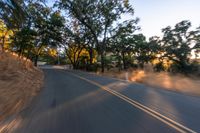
48, 0, 200, 39
128, 0, 200, 38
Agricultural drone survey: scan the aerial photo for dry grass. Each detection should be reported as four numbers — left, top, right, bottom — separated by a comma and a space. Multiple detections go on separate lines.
0, 52, 44, 122
97, 68, 200, 96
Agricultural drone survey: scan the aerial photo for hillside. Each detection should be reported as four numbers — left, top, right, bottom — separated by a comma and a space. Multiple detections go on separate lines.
0, 52, 43, 122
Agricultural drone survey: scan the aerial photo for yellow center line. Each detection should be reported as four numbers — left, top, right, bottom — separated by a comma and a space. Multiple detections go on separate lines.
69, 72, 196, 133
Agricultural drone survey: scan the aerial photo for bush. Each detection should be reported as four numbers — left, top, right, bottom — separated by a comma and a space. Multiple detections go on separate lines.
86, 64, 98, 72
153, 62, 166, 72
168, 61, 199, 74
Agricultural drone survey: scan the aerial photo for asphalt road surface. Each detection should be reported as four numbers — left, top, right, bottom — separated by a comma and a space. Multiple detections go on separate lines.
8, 68, 200, 133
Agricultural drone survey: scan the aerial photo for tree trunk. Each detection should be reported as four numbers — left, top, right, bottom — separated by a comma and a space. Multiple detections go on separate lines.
89, 47, 93, 65
34, 54, 39, 66
26, 50, 30, 60
26, 47, 32, 60
72, 61, 80, 70
72, 64, 76, 69
122, 52, 126, 70
18, 44, 24, 57
117, 53, 122, 72
1, 37, 5, 52
101, 51, 105, 73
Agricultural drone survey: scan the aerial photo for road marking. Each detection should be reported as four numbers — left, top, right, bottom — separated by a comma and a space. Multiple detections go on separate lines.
69, 72, 196, 133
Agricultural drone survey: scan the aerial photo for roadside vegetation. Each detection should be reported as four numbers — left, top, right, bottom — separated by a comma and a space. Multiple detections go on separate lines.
0, 52, 43, 122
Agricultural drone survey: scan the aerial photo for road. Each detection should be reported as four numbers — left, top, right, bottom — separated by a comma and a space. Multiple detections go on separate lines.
7, 68, 200, 133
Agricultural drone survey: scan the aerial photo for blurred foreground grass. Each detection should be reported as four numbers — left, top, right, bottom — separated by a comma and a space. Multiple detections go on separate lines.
0, 52, 44, 122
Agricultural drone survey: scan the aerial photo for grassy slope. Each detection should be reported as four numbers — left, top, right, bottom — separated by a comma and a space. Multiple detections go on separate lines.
0, 52, 44, 122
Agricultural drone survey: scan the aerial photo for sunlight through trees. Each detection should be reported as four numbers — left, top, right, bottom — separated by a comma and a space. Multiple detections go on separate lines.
0, 0, 199, 74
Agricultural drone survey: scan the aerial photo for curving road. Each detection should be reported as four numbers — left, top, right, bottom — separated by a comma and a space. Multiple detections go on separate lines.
8, 68, 200, 133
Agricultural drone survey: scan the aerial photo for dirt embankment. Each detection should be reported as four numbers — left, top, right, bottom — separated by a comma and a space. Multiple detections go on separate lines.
0, 52, 44, 122
97, 69, 200, 96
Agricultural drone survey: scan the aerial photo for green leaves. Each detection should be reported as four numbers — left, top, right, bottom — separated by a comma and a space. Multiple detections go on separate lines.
56, 0, 138, 72
150, 20, 200, 73
0, 0, 26, 29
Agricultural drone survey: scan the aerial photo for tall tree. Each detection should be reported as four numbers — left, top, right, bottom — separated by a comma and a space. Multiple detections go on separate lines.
109, 20, 139, 70
161, 20, 200, 73
0, 20, 13, 52
56, 0, 137, 72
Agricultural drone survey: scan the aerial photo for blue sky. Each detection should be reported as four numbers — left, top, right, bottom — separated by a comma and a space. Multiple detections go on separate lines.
129, 0, 200, 38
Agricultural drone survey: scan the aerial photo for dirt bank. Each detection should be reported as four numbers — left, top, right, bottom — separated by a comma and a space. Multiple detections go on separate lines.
0, 52, 44, 122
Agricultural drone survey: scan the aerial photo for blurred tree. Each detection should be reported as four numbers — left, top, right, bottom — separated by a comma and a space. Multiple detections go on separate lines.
65, 44, 97, 69
133, 34, 150, 68
109, 20, 139, 70
13, 27, 36, 58
57, 0, 137, 72
0, 0, 26, 29
0, 20, 13, 52
65, 43, 85, 69
22, 2, 65, 66
161, 20, 199, 73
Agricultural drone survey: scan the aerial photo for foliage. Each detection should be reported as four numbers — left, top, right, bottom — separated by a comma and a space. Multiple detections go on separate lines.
65, 44, 97, 69
0, 0, 26, 29
109, 19, 140, 70
56, 0, 138, 72
6, 1, 65, 66
0, 20, 13, 51
0, 0, 199, 74
149, 20, 200, 73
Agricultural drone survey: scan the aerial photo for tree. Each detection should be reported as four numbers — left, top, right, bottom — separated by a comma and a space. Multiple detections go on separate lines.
65, 43, 85, 69
7, 1, 65, 66
192, 26, 200, 58
61, 17, 96, 69
57, 0, 137, 72
13, 27, 37, 58
24, 2, 65, 66
109, 20, 140, 70
133, 34, 151, 68
65, 44, 97, 69
48, 11, 65, 48
147, 36, 167, 71
0, 20, 13, 52
159, 20, 200, 73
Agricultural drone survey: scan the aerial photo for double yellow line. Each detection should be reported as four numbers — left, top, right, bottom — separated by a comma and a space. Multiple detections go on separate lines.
69, 72, 196, 133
